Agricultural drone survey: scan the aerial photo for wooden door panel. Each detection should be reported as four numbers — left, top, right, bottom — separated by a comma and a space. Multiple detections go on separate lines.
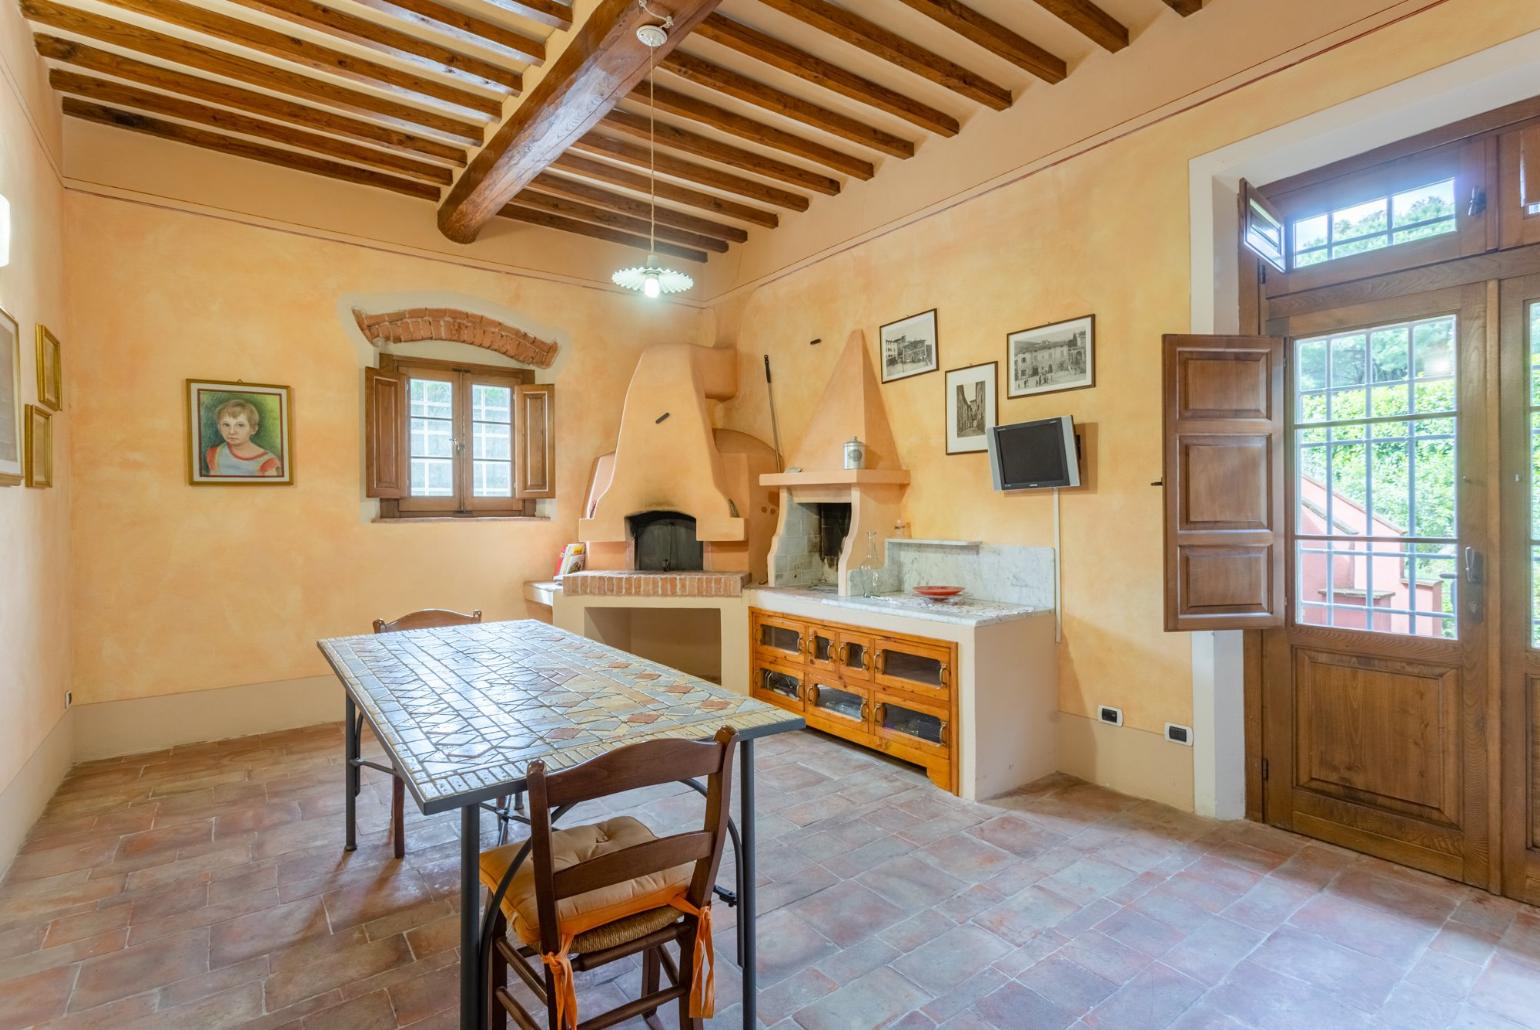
1180, 438, 1271, 529
1178, 546, 1271, 616
1176, 349, 1273, 418
1293, 649, 1460, 823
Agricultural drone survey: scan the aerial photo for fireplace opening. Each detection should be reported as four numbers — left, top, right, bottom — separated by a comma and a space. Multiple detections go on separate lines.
629, 511, 704, 572
772, 501, 852, 588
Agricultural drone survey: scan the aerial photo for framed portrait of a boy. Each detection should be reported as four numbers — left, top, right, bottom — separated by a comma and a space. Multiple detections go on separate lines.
0, 307, 21, 486
186, 380, 293, 485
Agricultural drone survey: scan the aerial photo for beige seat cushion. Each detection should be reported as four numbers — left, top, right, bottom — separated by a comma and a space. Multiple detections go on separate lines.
479, 816, 691, 951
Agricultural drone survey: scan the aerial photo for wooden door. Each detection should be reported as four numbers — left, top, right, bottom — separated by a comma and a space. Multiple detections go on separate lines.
1261, 283, 1494, 886
1501, 273, 1540, 903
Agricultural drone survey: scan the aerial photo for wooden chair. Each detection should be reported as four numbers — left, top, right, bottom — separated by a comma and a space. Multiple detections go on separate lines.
480, 727, 738, 1030
371, 608, 483, 858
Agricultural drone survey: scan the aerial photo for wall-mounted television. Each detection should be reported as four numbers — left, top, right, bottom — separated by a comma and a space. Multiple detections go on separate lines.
988, 416, 1081, 490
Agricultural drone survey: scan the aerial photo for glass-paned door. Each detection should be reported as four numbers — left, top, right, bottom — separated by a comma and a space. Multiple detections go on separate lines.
405, 372, 456, 512
1500, 274, 1540, 904
1262, 282, 1492, 887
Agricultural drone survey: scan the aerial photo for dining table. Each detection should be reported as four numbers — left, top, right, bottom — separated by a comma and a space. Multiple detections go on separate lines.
318, 619, 805, 1030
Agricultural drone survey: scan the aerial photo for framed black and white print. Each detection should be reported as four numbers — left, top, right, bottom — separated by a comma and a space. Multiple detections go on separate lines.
1007, 314, 1095, 398
945, 362, 996, 455
880, 309, 939, 383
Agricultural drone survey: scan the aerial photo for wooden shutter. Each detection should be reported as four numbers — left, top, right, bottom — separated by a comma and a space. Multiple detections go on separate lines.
1240, 180, 1287, 273
364, 366, 404, 499
514, 383, 555, 499
1162, 334, 1285, 631
1521, 122, 1540, 208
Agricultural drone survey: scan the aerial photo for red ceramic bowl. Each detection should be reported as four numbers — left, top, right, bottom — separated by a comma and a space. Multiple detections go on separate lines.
913, 585, 965, 599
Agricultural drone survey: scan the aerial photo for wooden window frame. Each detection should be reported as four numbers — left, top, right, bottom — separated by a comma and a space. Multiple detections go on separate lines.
379, 354, 536, 520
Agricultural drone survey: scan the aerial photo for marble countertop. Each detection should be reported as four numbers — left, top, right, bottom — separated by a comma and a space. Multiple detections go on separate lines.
753, 587, 1045, 627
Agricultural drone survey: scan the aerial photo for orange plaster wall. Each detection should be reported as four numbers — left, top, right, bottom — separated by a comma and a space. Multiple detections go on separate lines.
0, 5, 71, 794
716, 0, 1540, 734
63, 194, 705, 705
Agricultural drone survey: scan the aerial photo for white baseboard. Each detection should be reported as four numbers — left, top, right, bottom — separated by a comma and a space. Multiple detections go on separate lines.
1058, 711, 1197, 813
0, 711, 75, 879
72, 676, 344, 762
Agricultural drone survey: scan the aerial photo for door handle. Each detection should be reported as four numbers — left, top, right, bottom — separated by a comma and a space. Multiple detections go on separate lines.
1463, 547, 1485, 622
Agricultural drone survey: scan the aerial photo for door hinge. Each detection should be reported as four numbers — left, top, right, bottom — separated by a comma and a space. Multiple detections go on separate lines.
1260, 757, 1270, 781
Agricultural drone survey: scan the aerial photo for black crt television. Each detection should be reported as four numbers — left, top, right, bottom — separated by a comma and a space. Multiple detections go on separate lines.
987, 416, 1081, 490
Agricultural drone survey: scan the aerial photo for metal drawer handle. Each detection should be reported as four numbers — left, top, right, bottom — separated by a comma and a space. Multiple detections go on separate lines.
859, 701, 869, 721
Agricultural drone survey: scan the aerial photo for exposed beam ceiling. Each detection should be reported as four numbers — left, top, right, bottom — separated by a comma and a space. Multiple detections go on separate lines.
436, 0, 723, 243
28, 0, 1210, 272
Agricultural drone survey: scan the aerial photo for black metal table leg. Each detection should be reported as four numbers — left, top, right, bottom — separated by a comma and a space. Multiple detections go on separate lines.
461, 804, 482, 1030
739, 737, 756, 1028
344, 695, 359, 852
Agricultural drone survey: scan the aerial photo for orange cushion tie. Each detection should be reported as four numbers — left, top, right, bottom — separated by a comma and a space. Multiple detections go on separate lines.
540, 935, 578, 1030
667, 897, 716, 1019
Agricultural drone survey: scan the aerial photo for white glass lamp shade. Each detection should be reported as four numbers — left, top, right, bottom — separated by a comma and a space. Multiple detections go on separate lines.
612, 254, 693, 296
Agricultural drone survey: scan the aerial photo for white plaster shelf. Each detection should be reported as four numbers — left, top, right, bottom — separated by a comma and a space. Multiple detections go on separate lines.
759, 468, 911, 487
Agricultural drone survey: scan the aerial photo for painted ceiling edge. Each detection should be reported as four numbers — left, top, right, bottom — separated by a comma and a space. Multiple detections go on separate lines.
352, 307, 560, 367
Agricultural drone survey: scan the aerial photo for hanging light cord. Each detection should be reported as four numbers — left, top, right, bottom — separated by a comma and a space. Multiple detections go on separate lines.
648, 55, 657, 256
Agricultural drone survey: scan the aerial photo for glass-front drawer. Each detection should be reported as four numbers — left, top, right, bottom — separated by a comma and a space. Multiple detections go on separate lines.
874, 638, 951, 698
755, 663, 803, 706
839, 632, 875, 679
752, 612, 806, 661
809, 681, 866, 725
876, 697, 947, 749
808, 628, 839, 670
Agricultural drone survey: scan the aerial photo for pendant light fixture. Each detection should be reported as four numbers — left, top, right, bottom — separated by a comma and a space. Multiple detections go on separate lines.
611, 4, 694, 298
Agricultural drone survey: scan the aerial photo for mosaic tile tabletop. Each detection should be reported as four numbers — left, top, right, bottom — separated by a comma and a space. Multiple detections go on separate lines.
318, 620, 803, 814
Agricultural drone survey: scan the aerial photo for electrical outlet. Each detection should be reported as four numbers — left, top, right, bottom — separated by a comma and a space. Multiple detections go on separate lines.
1165, 722, 1193, 747
1097, 704, 1123, 727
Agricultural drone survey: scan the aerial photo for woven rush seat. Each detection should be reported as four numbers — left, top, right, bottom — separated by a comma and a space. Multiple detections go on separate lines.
479, 816, 690, 952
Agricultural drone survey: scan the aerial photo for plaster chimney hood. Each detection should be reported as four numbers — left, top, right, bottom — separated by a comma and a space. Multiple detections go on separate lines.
760, 330, 910, 488
580, 344, 745, 544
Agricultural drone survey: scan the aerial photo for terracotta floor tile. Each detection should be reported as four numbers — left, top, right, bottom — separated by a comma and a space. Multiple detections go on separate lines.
5, 724, 1540, 1030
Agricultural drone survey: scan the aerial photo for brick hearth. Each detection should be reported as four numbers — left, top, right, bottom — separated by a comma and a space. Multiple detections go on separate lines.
560, 571, 750, 597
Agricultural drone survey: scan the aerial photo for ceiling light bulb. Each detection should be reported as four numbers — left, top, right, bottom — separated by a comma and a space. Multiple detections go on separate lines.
643, 272, 662, 298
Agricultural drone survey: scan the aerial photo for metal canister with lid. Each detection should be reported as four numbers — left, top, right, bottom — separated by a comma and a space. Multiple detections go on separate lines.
843, 436, 867, 470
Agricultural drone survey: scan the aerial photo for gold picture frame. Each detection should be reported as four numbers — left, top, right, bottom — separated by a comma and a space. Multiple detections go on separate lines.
36, 324, 61, 411
186, 379, 294, 485
0, 307, 21, 487
24, 404, 51, 488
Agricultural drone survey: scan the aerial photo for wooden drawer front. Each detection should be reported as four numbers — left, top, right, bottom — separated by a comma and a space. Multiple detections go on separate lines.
751, 658, 806, 715
807, 626, 840, 672
805, 674, 872, 737
837, 631, 876, 680
874, 637, 952, 701
752, 612, 807, 664
874, 692, 950, 759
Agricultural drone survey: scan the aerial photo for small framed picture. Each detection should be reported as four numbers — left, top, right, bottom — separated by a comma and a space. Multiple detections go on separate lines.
187, 379, 293, 485
36, 324, 62, 411
945, 362, 997, 455
24, 404, 51, 488
0, 307, 20, 486
879, 309, 939, 383
1007, 314, 1095, 398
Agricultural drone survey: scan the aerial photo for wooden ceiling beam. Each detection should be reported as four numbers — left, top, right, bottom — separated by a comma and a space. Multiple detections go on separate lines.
93, 0, 502, 116
894, 0, 1065, 82
517, 189, 729, 252
572, 133, 810, 210
754, 0, 1012, 109
436, 0, 721, 243
349, 0, 549, 62
21, 2, 484, 142
220, 0, 533, 87
645, 83, 868, 179
62, 97, 441, 199
1029, 0, 1127, 52
500, 205, 708, 263
1163, 0, 1203, 13
601, 108, 844, 193
694, 13, 957, 137
529, 171, 748, 242
661, 51, 913, 158
91, 0, 504, 117
34, 35, 466, 164
550, 153, 777, 228
51, 70, 453, 183
478, 0, 574, 30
